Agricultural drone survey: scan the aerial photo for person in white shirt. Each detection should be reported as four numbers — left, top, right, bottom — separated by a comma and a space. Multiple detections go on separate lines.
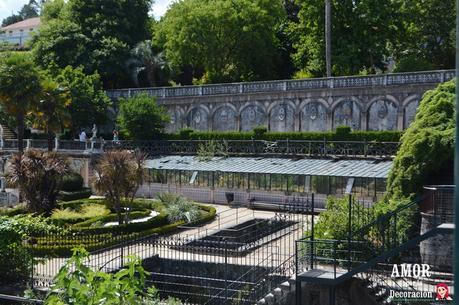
79, 130, 87, 142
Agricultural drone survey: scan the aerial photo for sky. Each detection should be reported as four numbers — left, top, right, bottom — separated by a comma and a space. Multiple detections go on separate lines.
0, 0, 174, 23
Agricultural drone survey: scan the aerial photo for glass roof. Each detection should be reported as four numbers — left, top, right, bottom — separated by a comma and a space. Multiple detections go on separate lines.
145, 156, 392, 179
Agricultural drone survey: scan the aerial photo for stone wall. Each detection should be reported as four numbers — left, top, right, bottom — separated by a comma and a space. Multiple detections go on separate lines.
106, 70, 455, 133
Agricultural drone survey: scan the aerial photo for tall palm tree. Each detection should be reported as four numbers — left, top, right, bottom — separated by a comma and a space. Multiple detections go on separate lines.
33, 76, 71, 151
0, 53, 41, 153
126, 40, 168, 87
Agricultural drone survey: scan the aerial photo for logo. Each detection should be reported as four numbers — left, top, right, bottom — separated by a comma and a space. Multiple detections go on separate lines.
436, 283, 453, 301
388, 264, 453, 302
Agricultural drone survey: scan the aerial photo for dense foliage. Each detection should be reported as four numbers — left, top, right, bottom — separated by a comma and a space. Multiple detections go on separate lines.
155, 0, 285, 83
290, 0, 399, 76
8, 150, 69, 214
158, 193, 201, 223
44, 248, 180, 305
386, 79, 455, 199
117, 94, 170, 141
54, 66, 111, 137
32, 0, 153, 88
0, 52, 41, 152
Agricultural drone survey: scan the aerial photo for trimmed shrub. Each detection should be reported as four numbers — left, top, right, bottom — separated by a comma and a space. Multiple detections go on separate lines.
58, 188, 92, 202
166, 129, 402, 142
60, 172, 84, 192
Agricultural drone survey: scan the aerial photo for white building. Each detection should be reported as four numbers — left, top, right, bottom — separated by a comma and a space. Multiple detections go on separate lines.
0, 17, 41, 47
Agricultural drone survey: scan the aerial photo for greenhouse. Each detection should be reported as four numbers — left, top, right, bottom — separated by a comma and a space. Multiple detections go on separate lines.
140, 156, 392, 207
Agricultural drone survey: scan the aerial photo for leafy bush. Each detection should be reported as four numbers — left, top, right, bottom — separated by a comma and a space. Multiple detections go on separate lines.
117, 93, 170, 141
43, 248, 180, 305
58, 188, 92, 202
0, 227, 31, 285
313, 196, 374, 240
386, 79, 455, 199
158, 193, 201, 223
253, 126, 268, 138
60, 172, 84, 192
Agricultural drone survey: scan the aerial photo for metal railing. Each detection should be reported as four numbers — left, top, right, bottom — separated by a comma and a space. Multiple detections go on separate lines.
0, 139, 400, 158
106, 70, 455, 100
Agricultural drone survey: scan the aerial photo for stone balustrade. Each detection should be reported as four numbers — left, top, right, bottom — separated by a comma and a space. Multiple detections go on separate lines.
106, 70, 455, 133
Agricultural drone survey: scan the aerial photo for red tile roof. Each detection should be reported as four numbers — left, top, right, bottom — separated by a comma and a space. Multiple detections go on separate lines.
2, 17, 41, 30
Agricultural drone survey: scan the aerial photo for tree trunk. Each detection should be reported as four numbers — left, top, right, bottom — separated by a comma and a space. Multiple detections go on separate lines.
325, 0, 332, 77
47, 128, 54, 152
17, 113, 25, 153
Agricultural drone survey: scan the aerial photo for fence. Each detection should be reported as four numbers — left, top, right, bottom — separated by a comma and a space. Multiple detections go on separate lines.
30, 203, 313, 304
0, 139, 399, 159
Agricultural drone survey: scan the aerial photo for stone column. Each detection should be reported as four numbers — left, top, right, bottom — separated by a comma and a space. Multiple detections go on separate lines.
397, 110, 404, 130
361, 111, 368, 131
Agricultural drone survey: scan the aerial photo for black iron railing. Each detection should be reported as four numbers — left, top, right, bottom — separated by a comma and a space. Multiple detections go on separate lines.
0, 139, 400, 158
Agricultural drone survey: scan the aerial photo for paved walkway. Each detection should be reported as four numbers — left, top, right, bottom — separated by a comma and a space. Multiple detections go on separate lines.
33, 204, 311, 286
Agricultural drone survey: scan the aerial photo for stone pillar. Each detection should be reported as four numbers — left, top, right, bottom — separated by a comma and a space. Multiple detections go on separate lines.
327, 110, 333, 130
361, 111, 368, 131
397, 110, 404, 130
294, 111, 301, 132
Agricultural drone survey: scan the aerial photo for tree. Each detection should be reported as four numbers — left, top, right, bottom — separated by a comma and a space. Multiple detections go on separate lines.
0, 52, 41, 152
44, 248, 180, 305
155, 0, 285, 83
32, 75, 71, 151
290, 0, 399, 76
391, 0, 456, 70
93, 150, 146, 225
8, 150, 69, 214
55, 66, 111, 137
127, 40, 169, 87
386, 79, 455, 199
32, 0, 153, 88
117, 94, 169, 141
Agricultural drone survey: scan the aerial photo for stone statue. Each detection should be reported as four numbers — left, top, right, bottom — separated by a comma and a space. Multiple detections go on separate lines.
90, 124, 98, 140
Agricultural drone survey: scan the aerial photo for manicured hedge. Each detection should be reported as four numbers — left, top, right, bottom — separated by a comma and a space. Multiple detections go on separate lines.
165, 127, 401, 142
58, 188, 92, 202
30, 205, 217, 256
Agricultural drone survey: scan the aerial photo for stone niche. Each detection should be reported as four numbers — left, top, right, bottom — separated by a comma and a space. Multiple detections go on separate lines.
367, 99, 398, 131
212, 106, 237, 131
269, 103, 295, 132
404, 100, 419, 129
301, 102, 327, 132
186, 107, 209, 131
332, 100, 361, 130
240, 105, 266, 131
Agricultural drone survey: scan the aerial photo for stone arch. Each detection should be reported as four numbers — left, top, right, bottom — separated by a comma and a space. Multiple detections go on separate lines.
212, 104, 237, 131
186, 105, 210, 131
165, 106, 185, 133
366, 97, 398, 131
300, 101, 328, 132
402, 95, 421, 129
268, 101, 295, 132
332, 98, 362, 130
240, 103, 267, 132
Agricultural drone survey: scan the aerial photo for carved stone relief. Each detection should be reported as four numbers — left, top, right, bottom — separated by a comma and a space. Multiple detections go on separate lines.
212, 106, 237, 131
404, 100, 419, 129
332, 100, 361, 130
300, 102, 327, 132
240, 105, 266, 131
187, 107, 208, 131
269, 103, 295, 132
367, 99, 398, 131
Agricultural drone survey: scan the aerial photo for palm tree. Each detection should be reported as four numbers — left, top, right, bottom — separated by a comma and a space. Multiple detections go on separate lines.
33, 75, 71, 151
126, 40, 168, 87
0, 53, 41, 153
93, 150, 146, 224
8, 150, 69, 214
